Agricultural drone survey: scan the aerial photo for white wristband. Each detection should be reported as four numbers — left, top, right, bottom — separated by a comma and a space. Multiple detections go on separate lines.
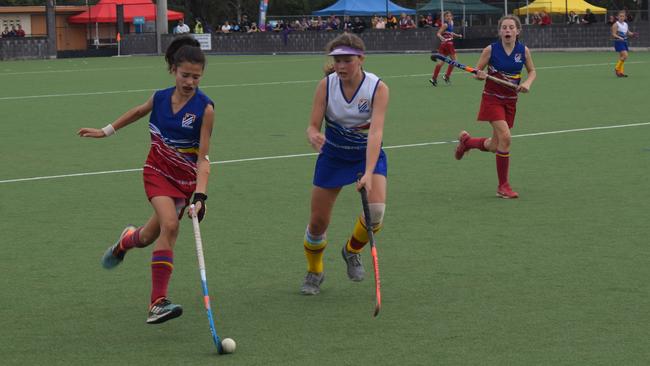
101, 124, 116, 137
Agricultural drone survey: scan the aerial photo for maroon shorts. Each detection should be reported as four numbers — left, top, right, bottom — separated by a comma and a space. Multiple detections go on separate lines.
477, 94, 517, 128
143, 167, 194, 202
437, 42, 456, 56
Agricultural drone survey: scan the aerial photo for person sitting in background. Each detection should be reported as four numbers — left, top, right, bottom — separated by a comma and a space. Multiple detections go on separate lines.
606, 15, 616, 26
240, 14, 251, 32
582, 8, 597, 24
386, 13, 398, 29
194, 19, 203, 34
221, 21, 231, 33
531, 12, 542, 25
15, 24, 25, 37
342, 15, 353, 32
1, 26, 10, 38
375, 17, 386, 29
426, 15, 434, 27
248, 22, 259, 32
540, 11, 552, 25
371, 15, 379, 29
352, 17, 366, 33
567, 11, 580, 24
173, 19, 190, 34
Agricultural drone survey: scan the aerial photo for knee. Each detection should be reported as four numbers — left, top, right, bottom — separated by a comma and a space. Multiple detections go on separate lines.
159, 219, 179, 238
309, 217, 329, 236
367, 203, 386, 229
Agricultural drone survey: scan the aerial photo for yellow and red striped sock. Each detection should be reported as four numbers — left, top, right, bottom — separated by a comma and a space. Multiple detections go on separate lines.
304, 232, 327, 273
346, 216, 382, 254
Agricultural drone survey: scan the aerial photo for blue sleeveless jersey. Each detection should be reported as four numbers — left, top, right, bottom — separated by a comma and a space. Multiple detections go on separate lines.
148, 87, 214, 164
484, 41, 526, 99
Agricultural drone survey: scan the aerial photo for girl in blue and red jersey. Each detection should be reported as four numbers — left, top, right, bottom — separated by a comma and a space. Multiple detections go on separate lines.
611, 10, 635, 77
78, 36, 215, 324
430, 11, 462, 86
454, 15, 536, 199
300, 33, 389, 295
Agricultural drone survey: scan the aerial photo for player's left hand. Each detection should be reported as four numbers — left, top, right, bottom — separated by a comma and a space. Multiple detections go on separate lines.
356, 172, 373, 193
517, 83, 530, 93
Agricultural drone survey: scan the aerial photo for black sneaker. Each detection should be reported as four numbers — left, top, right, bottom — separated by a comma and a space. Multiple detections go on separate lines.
429, 78, 437, 87
443, 74, 451, 84
146, 298, 183, 324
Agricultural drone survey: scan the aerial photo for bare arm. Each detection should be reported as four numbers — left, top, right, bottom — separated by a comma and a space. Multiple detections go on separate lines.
194, 104, 215, 196
358, 81, 389, 192
437, 23, 448, 41
306, 78, 328, 152
77, 95, 154, 138
518, 47, 537, 93
474, 45, 492, 80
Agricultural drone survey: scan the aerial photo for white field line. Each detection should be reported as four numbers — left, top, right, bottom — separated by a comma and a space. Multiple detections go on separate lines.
1, 121, 648, 185
0, 61, 645, 101
0, 58, 318, 76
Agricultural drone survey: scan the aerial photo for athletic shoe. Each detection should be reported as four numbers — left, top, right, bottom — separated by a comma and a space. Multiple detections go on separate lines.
615, 70, 628, 78
497, 184, 519, 199
443, 74, 451, 84
146, 298, 183, 324
341, 246, 365, 282
429, 78, 438, 87
101, 225, 137, 269
455, 131, 471, 160
300, 272, 325, 295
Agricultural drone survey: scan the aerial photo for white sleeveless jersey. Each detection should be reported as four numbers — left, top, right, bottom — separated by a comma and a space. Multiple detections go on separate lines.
616, 21, 628, 39
322, 71, 381, 160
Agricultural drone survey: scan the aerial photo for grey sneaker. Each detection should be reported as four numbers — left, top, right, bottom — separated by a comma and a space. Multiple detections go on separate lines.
300, 272, 325, 295
101, 225, 136, 269
146, 298, 183, 324
341, 246, 365, 282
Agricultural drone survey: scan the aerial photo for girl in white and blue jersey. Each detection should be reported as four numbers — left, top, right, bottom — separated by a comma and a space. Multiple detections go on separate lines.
78, 36, 215, 324
611, 11, 635, 77
300, 33, 390, 295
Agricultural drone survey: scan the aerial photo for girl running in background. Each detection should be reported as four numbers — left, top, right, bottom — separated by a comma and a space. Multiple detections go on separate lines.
301, 33, 389, 295
77, 36, 215, 324
612, 10, 635, 77
453, 15, 536, 199
430, 11, 463, 86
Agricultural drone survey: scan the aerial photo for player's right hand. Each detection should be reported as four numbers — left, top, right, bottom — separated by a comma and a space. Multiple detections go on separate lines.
474, 70, 487, 80
77, 128, 107, 138
307, 130, 325, 152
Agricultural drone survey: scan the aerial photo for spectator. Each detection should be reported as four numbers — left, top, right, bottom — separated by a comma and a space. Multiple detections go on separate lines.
606, 15, 616, 26
300, 18, 310, 31
399, 14, 416, 30
426, 14, 434, 27
240, 14, 251, 32
623, 7, 634, 22
194, 19, 203, 34
567, 11, 579, 24
1, 26, 10, 38
8, 25, 17, 37
531, 12, 542, 25
371, 15, 379, 29
418, 15, 428, 28
375, 17, 386, 29
248, 22, 260, 32
173, 19, 190, 34
342, 15, 353, 32
352, 17, 366, 33
15, 24, 25, 37
582, 8, 597, 24
221, 21, 231, 33
386, 13, 398, 29
540, 11, 552, 25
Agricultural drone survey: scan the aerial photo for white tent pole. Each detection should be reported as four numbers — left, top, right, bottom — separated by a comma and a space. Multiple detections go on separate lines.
504, 0, 508, 15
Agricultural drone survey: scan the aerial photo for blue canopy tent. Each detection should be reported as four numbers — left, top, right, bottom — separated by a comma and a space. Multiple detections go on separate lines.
313, 0, 416, 16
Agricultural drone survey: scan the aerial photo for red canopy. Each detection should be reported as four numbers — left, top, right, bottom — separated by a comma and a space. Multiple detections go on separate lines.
68, 0, 184, 24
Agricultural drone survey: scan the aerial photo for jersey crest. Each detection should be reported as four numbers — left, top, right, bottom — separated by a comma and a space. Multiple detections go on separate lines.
358, 98, 370, 113
514, 53, 523, 63
181, 113, 196, 129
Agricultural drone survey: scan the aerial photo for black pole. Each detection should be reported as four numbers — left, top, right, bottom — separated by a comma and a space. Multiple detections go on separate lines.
386, 0, 388, 19
565, 0, 568, 20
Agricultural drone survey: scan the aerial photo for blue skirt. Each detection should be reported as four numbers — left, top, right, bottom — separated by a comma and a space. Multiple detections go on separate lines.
313, 150, 387, 188
614, 40, 628, 52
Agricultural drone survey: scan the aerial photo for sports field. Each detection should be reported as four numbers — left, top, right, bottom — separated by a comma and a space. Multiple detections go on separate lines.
1, 50, 649, 365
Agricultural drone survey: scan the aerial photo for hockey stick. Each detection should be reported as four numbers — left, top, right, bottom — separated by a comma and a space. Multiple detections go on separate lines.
431, 53, 519, 89
190, 204, 224, 354
359, 187, 382, 317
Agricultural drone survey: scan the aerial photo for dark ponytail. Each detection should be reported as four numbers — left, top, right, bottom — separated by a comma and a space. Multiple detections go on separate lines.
165, 36, 206, 72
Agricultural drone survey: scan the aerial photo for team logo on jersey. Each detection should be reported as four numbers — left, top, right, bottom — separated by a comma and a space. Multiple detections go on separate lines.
181, 113, 196, 129
514, 53, 523, 63
358, 98, 370, 113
